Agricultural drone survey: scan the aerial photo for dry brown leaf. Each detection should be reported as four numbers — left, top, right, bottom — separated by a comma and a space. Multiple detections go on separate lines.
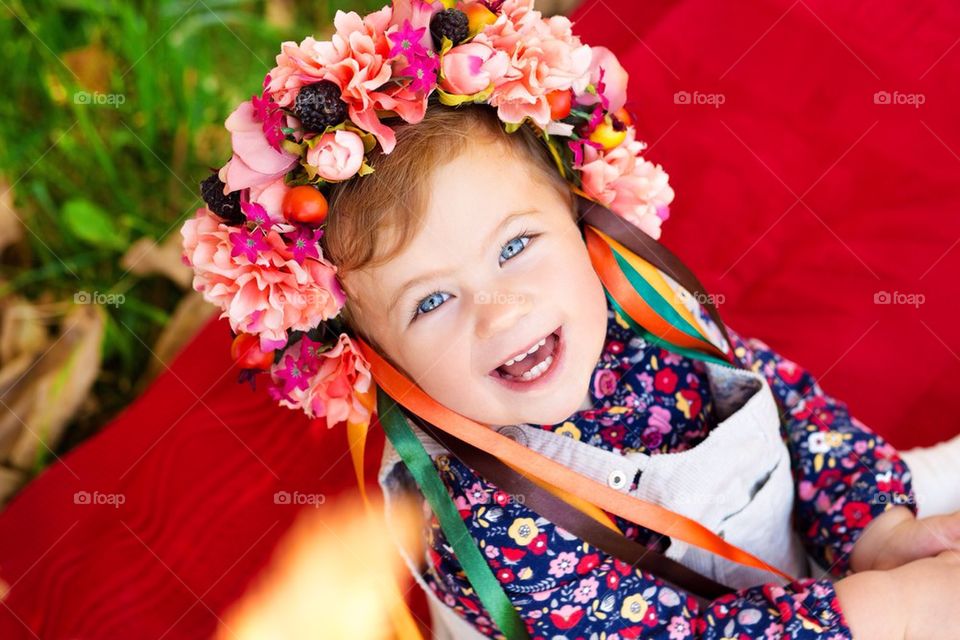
3, 303, 104, 470
0, 297, 51, 366
62, 44, 115, 94
0, 466, 26, 507
120, 233, 194, 289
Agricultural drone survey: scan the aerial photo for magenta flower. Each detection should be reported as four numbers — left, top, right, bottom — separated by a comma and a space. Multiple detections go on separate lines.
251, 76, 287, 150
297, 335, 326, 362
240, 201, 275, 229
289, 225, 323, 264
230, 227, 270, 263
402, 50, 439, 93
276, 353, 312, 396
388, 19, 428, 59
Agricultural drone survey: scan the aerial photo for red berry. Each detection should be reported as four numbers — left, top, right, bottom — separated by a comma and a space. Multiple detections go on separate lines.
231, 333, 275, 370
546, 89, 573, 120
282, 185, 329, 225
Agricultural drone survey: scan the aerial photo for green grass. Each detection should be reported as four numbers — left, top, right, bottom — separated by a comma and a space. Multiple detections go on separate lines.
0, 0, 385, 467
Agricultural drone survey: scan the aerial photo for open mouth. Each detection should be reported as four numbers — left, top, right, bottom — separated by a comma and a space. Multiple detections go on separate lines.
489, 325, 564, 389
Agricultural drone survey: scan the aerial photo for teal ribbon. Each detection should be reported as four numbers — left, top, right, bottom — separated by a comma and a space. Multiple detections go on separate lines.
377, 388, 531, 640
604, 291, 735, 369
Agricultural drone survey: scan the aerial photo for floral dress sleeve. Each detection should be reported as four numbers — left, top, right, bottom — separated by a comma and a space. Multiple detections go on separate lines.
716, 320, 917, 577
420, 455, 854, 639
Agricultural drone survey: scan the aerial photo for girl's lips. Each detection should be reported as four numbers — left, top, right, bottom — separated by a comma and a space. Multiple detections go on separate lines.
489, 325, 564, 391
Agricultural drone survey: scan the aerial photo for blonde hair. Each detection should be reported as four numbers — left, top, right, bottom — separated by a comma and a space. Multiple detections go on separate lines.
322, 99, 574, 336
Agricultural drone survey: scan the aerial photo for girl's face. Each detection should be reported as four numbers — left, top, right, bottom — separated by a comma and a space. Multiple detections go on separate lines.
341, 138, 609, 428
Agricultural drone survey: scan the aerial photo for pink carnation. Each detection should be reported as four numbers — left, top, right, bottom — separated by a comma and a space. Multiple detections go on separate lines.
266, 7, 428, 154
220, 100, 298, 193
477, 2, 591, 127
306, 130, 365, 181
271, 333, 374, 430
576, 126, 675, 239
440, 41, 510, 95
180, 208, 346, 350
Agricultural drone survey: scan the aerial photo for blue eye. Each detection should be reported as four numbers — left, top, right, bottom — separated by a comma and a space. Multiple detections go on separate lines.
408, 230, 538, 322
499, 235, 531, 264
412, 290, 449, 319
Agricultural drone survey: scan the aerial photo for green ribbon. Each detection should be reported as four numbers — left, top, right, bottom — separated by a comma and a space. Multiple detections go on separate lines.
377, 388, 531, 640
604, 291, 735, 369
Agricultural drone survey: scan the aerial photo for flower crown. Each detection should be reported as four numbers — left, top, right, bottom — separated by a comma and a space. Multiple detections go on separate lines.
180, 0, 675, 432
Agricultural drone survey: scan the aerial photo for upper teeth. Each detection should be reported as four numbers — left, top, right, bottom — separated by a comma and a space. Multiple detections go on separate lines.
502, 337, 547, 367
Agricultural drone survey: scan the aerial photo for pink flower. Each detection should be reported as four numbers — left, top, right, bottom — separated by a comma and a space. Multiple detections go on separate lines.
578, 46, 629, 113
266, 7, 428, 154
571, 576, 599, 604
180, 207, 345, 350
247, 177, 290, 221
592, 368, 620, 398
440, 41, 509, 95
270, 333, 374, 430
477, 5, 592, 127
548, 551, 577, 578
306, 130, 365, 181
576, 125, 674, 239
220, 100, 298, 193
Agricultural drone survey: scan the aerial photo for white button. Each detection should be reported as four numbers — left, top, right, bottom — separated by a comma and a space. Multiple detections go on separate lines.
497, 425, 527, 447
607, 469, 628, 490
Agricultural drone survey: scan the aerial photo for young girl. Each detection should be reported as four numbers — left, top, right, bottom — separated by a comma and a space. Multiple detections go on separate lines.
182, 1, 960, 638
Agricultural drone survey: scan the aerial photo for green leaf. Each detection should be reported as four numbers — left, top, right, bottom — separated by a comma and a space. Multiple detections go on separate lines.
62, 198, 128, 251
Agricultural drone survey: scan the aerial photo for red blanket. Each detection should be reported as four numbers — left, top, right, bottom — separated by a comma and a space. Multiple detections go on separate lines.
3, 1, 958, 636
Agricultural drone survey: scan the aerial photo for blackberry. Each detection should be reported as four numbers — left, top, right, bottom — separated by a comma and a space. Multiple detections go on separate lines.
429, 8, 469, 50
295, 81, 349, 132
200, 172, 243, 224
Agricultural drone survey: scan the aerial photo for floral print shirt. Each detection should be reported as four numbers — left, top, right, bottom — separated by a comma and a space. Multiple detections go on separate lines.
415, 297, 916, 639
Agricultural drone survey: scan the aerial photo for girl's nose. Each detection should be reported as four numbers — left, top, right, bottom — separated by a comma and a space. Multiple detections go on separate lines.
473, 289, 533, 341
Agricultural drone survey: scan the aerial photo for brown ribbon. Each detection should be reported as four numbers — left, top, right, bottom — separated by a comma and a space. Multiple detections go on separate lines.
409, 412, 736, 605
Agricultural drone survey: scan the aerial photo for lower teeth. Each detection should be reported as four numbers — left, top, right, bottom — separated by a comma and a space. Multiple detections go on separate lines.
503, 354, 554, 381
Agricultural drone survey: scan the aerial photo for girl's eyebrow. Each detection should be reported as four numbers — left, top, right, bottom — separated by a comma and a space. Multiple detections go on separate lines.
386, 208, 539, 313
